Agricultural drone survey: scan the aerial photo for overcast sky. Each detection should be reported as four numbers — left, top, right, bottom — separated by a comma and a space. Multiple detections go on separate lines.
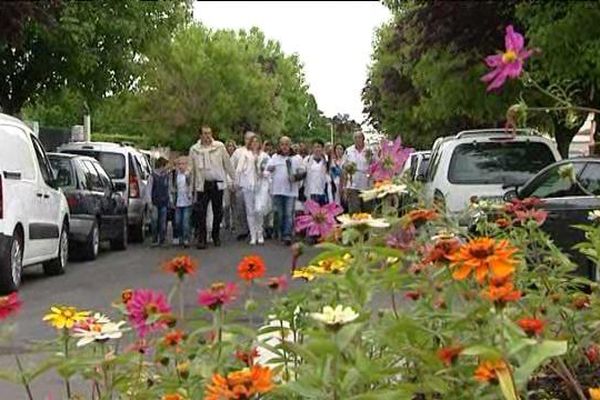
193, 1, 392, 124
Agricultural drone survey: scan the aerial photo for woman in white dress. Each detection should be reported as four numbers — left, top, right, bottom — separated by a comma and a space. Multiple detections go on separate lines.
236, 135, 270, 245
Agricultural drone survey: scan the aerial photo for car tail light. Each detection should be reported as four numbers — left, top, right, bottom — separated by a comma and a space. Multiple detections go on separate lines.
0, 175, 3, 219
129, 173, 140, 198
66, 195, 78, 209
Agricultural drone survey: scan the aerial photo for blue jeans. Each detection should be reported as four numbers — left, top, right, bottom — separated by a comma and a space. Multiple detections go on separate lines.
310, 194, 328, 206
175, 206, 192, 243
152, 205, 168, 243
273, 195, 295, 241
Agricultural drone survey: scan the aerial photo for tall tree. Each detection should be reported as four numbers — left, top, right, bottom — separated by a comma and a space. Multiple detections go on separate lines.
0, 0, 191, 116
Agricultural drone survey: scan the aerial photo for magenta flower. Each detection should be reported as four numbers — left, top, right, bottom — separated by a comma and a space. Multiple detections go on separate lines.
198, 282, 238, 311
126, 289, 171, 338
369, 137, 413, 181
482, 25, 533, 91
386, 224, 416, 250
295, 200, 343, 238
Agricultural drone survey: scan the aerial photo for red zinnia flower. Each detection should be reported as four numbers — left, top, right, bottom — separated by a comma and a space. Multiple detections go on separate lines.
517, 318, 545, 337
422, 237, 461, 265
437, 345, 463, 366
162, 329, 186, 347
404, 208, 438, 227
238, 255, 266, 281
0, 292, 21, 320
163, 255, 197, 279
235, 348, 260, 367
404, 291, 421, 301
482, 275, 521, 305
198, 282, 237, 310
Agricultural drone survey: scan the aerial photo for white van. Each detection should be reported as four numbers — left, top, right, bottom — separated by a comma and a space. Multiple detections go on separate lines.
0, 114, 70, 293
422, 129, 561, 218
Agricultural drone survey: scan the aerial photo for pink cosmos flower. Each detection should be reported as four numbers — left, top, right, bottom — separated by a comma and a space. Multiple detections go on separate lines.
295, 200, 343, 238
368, 137, 413, 181
126, 289, 171, 338
198, 282, 238, 310
482, 25, 533, 91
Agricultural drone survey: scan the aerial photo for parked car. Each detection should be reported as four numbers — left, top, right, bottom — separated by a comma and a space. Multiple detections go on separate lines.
58, 142, 151, 242
48, 153, 128, 260
422, 129, 561, 219
404, 150, 431, 181
504, 158, 600, 281
0, 113, 70, 293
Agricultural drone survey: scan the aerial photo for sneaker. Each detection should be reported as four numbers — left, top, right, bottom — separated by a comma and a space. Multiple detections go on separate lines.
183, 241, 190, 249
283, 238, 292, 246
151, 241, 160, 248
250, 238, 257, 246
172, 238, 180, 246
257, 237, 264, 245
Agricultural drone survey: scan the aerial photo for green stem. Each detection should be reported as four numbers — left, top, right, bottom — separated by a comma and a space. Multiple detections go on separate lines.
63, 332, 72, 399
178, 279, 185, 323
280, 320, 290, 382
14, 354, 33, 400
390, 289, 399, 319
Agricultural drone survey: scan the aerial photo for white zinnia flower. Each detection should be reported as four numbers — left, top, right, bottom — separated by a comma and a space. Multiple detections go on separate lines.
588, 210, 600, 221
360, 182, 407, 201
72, 313, 127, 347
337, 213, 390, 229
311, 305, 359, 326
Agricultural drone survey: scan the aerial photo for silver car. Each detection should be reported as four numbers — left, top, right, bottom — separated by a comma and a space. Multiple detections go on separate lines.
58, 141, 152, 242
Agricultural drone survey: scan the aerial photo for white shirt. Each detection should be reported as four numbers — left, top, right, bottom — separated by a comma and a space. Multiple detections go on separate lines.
267, 153, 305, 197
236, 150, 269, 190
342, 145, 371, 190
303, 155, 329, 196
176, 171, 193, 207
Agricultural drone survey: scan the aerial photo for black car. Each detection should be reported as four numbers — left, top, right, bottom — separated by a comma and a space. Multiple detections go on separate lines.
48, 153, 128, 260
504, 158, 600, 281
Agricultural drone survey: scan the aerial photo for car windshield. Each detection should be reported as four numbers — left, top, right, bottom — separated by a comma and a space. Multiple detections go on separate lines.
48, 157, 74, 187
448, 142, 556, 185
64, 150, 126, 179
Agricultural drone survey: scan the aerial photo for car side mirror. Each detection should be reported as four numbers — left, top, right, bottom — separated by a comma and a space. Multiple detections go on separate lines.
503, 189, 518, 202
113, 181, 127, 192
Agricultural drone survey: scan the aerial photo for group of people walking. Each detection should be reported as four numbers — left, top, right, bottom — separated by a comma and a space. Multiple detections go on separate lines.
146, 125, 376, 249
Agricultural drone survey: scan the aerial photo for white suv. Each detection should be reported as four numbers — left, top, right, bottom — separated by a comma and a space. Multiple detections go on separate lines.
422, 129, 561, 217
0, 114, 70, 293
58, 141, 152, 242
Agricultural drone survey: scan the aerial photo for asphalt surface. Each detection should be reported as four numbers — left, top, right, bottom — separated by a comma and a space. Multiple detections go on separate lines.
0, 233, 314, 399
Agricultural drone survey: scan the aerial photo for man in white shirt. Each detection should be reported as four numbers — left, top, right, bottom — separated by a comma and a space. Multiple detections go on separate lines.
266, 136, 306, 245
229, 131, 255, 240
303, 139, 330, 206
342, 131, 373, 213
189, 125, 235, 249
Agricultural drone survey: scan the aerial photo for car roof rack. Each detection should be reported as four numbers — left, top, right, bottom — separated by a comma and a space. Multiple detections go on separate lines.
455, 128, 539, 139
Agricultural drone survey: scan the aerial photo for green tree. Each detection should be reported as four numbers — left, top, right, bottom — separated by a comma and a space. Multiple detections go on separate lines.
1, 0, 191, 116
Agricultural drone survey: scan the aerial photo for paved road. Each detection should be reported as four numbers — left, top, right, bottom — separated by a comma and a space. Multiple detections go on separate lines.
0, 234, 314, 398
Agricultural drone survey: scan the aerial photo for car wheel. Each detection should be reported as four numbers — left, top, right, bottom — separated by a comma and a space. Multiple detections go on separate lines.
82, 221, 100, 261
0, 228, 23, 293
43, 223, 68, 276
130, 212, 146, 243
110, 217, 128, 251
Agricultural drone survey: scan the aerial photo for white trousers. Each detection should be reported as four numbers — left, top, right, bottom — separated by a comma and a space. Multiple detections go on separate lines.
243, 188, 264, 241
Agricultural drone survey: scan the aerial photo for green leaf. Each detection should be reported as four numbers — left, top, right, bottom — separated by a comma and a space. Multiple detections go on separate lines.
514, 340, 567, 387
462, 345, 502, 360
335, 322, 363, 351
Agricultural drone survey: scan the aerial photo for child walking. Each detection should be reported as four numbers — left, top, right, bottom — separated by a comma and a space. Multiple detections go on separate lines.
148, 157, 171, 247
172, 156, 194, 248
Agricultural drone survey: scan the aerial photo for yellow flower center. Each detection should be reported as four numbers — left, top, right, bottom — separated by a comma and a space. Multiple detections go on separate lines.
143, 303, 159, 319
502, 50, 517, 63
374, 180, 391, 189
211, 282, 225, 291
91, 323, 102, 333
63, 310, 74, 318
351, 213, 371, 221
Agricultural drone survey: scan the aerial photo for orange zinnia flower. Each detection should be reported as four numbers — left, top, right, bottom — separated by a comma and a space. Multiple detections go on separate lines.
163, 255, 197, 279
238, 255, 266, 281
162, 329, 186, 347
205, 365, 274, 400
495, 218, 511, 229
162, 394, 185, 400
482, 275, 521, 305
474, 359, 507, 383
405, 209, 438, 226
121, 289, 133, 305
447, 237, 517, 283
517, 318, 545, 336
437, 345, 463, 366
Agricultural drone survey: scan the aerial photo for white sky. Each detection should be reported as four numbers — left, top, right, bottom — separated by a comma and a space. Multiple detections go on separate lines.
193, 1, 392, 124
